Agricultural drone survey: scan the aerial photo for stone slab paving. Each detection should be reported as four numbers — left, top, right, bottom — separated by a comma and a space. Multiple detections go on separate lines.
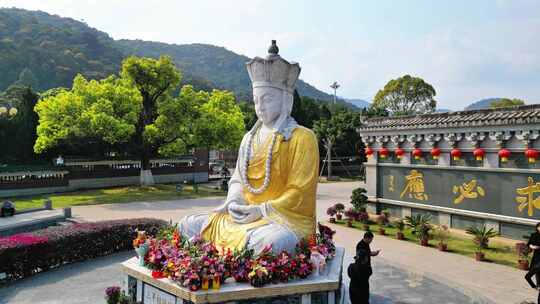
0, 182, 537, 303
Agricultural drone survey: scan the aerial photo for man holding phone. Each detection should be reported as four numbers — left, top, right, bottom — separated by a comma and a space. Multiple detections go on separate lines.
348, 231, 381, 304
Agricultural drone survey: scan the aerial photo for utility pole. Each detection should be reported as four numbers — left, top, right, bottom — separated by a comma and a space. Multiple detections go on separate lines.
330, 81, 340, 104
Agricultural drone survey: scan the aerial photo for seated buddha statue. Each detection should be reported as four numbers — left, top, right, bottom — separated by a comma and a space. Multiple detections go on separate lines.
179, 40, 319, 254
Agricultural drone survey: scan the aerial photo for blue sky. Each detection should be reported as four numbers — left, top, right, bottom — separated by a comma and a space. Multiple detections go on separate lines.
2, 0, 539, 110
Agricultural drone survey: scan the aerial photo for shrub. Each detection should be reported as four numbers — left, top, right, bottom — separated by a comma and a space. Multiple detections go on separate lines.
105, 286, 121, 304
434, 225, 450, 245
350, 188, 368, 211
0, 218, 167, 282
344, 208, 358, 221
405, 214, 432, 241
357, 211, 369, 224
466, 225, 498, 250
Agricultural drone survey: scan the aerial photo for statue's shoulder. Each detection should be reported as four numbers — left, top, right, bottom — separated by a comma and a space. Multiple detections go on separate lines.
290, 126, 317, 144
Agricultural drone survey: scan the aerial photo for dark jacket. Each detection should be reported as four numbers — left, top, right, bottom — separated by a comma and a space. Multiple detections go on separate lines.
528, 232, 540, 267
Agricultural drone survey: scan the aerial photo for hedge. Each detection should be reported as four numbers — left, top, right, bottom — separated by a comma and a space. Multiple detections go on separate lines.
0, 218, 167, 282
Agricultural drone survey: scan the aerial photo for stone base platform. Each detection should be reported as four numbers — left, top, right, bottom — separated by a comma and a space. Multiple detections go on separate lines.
120, 247, 345, 304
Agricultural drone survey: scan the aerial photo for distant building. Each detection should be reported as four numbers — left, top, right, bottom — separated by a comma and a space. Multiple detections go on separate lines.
359, 104, 540, 239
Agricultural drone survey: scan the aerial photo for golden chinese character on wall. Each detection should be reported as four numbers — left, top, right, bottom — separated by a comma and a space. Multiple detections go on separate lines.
516, 177, 540, 217
452, 179, 485, 204
400, 170, 428, 201
389, 175, 395, 192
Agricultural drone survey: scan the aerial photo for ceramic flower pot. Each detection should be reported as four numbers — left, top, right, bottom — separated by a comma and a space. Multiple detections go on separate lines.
396, 232, 405, 240
518, 259, 530, 271
420, 238, 429, 247
378, 228, 386, 236
336, 214, 342, 221
135, 242, 149, 266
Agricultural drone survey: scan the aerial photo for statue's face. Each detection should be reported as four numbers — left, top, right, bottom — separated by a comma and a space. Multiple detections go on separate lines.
253, 87, 283, 126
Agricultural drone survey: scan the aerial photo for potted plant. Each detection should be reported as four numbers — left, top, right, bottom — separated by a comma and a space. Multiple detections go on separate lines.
358, 211, 370, 231
394, 220, 406, 240
418, 224, 431, 246
351, 188, 368, 212
326, 206, 337, 223
516, 242, 530, 270
344, 208, 356, 227
334, 203, 345, 221
376, 213, 389, 235
434, 225, 450, 251
105, 286, 121, 304
405, 214, 432, 246
466, 225, 498, 262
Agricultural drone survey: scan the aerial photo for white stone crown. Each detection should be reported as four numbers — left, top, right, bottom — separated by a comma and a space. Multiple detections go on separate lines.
246, 40, 301, 94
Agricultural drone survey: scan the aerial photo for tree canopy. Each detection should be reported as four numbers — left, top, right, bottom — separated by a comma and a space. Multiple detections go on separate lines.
372, 74, 436, 116
490, 98, 525, 109
34, 56, 245, 184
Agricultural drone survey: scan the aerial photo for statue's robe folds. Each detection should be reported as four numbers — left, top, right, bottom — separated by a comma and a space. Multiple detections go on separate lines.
179, 126, 319, 254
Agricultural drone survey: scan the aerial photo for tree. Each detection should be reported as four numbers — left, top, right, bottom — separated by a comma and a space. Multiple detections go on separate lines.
490, 98, 525, 109
156, 86, 245, 156
313, 112, 357, 180
0, 85, 39, 163
34, 56, 245, 185
372, 74, 436, 116
120, 56, 181, 184
238, 101, 257, 130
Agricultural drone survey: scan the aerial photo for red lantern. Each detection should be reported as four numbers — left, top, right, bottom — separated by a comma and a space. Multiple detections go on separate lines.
431, 148, 441, 160
499, 149, 511, 163
525, 149, 539, 163
412, 148, 422, 160
451, 148, 462, 161
379, 147, 389, 159
365, 147, 374, 158
473, 148, 485, 161
395, 148, 405, 159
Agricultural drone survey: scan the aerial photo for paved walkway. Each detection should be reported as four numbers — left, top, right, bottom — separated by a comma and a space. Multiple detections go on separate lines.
0, 182, 537, 303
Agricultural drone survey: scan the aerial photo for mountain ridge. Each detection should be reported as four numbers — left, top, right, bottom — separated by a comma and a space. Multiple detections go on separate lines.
0, 8, 350, 105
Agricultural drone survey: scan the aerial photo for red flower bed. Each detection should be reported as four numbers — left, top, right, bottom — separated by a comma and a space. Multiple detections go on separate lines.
0, 218, 167, 282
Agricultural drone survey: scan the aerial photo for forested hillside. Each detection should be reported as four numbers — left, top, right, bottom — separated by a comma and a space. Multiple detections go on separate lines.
0, 8, 123, 91
0, 8, 342, 103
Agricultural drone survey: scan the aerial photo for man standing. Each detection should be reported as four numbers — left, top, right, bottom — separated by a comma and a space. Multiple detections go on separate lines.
348, 231, 380, 304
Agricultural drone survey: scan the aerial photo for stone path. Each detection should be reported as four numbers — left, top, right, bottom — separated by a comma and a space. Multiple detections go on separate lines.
0, 182, 537, 303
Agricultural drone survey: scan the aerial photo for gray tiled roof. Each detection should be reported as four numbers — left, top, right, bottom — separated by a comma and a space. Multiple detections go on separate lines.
360, 104, 540, 131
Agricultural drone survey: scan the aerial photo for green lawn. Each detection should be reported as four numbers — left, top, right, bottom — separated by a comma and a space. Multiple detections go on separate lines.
13, 184, 227, 210
335, 220, 520, 269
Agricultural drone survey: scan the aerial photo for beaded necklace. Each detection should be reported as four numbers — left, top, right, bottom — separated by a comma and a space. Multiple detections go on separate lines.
240, 127, 277, 194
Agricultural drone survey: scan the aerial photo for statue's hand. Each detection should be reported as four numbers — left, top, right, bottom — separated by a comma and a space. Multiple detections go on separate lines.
228, 204, 263, 224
